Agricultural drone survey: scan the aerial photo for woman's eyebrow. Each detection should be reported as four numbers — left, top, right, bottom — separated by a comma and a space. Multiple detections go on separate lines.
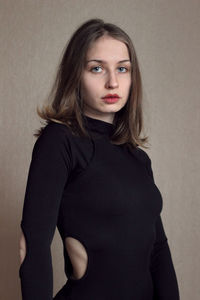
86, 59, 131, 64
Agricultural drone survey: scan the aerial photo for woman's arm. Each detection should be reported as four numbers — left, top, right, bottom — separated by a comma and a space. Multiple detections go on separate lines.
150, 215, 180, 299
19, 122, 72, 300
145, 152, 180, 300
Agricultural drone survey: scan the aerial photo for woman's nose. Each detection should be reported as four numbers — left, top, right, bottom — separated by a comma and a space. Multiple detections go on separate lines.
105, 71, 119, 89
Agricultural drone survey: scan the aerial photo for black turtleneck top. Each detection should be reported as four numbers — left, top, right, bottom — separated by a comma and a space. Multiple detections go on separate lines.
19, 115, 180, 300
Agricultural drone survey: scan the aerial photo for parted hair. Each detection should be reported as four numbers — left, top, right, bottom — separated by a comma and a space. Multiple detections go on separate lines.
34, 18, 149, 149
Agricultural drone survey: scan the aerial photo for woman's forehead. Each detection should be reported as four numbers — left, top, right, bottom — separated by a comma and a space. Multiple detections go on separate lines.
86, 37, 130, 62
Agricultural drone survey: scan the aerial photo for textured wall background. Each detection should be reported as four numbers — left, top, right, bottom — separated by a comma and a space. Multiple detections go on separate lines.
0, 0, 199, 299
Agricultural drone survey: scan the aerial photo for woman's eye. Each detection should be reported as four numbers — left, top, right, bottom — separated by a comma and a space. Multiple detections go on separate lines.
90, 66, 102, 73
118, 67, 128, 73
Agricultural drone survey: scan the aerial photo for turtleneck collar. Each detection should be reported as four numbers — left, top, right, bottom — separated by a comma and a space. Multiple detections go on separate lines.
83, 115, 115, 137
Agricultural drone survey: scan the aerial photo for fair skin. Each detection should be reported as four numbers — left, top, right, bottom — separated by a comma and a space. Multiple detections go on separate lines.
19, 34, 132, 279
81, 35, 132, 123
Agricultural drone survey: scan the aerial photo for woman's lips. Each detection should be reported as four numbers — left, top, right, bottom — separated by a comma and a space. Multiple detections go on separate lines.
102, 94, 120, 103
103, 97, 119, 103
102, 93, 120, 98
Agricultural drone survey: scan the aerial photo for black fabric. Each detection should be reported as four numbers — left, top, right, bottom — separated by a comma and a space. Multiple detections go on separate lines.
19, 115, 180, 300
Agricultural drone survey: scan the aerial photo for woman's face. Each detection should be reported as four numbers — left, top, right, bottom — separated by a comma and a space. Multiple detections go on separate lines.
80, 35, 132, 123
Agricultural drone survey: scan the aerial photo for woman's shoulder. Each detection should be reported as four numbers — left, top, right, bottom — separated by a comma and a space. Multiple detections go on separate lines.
32, 120, 74, 157
34, 120, 94, 166
36, 120, 75, 144
133, 147, 152, 164
45, 119, 73, 134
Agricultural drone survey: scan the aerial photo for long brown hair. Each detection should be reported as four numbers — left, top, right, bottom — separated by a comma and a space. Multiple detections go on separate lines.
34, 18, 149, 149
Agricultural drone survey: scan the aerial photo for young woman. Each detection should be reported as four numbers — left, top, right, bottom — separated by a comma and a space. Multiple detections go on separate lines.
19, 18, 180, 300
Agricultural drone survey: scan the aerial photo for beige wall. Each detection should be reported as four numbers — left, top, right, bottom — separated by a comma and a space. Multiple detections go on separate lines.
1, 0, 200, 299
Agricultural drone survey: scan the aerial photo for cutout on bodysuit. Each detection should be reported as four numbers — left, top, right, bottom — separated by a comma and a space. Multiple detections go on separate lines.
19, 228, 27, 269
64, 237, 88, 280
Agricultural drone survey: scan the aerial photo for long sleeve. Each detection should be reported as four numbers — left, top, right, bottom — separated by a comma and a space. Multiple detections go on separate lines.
145, 153, 180, 300
19, 123, 72, 300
